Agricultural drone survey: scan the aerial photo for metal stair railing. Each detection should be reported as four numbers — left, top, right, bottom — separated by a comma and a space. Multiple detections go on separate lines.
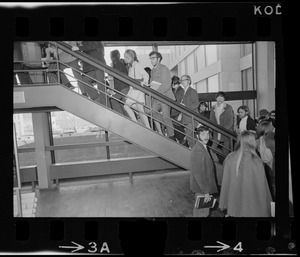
13, 41, 237, 158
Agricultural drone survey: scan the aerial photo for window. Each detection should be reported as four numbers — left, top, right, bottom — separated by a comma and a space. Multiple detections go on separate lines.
50, 111, 152, 163
208, 74, 219, 92
205, 45, 217, 66
179, 61, 185, 77
245, 44, 252, 56
13, 113, 36, 167
196, 79, 207, 93
187, 53, 195, 75
14, 114, 34, 147
176, 45, 180, 59
196, 45, 206, 71
240, 44, 252, 57
241, 68, 253, 91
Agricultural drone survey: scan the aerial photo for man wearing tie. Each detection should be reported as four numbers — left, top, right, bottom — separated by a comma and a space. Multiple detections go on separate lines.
190, 126, 219, 217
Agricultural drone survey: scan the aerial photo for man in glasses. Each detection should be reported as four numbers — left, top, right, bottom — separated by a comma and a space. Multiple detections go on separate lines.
179, 75, 200, 148
148, 51, 176, 140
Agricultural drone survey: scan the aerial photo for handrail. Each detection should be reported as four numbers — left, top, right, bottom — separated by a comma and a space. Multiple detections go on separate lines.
14, 41, 237, 155
50, 41, 237, 141
17, 140, 134, 154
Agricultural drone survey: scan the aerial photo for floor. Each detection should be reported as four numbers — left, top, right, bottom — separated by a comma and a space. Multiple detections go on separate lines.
34, 170, 197, 217
14, 191, 37, 217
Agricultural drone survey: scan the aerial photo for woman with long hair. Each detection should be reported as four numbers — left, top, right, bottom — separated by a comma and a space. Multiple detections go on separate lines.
123, 49, 150, 128
219, 130, 272, 217
256, 120, 275, 199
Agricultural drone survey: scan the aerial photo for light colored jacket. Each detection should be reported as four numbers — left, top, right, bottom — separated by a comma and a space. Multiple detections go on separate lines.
210, 102, 234, 142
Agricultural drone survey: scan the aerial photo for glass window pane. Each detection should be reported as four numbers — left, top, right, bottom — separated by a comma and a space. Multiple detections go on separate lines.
158, 45, 172, 67
55, 147, 107, 163
208, 74, 219, 92
241, 68, 253, 91
110, 144, 152, 159
187, 53, 195, 75
14, 113, 36, 167
14, 113, 34, 147
51, 111, 106, 144
246, 68, 253, 90
196, 80, 207, 93
205, 45, 217, 66
196, 45, 206, 70
18, 152, 36, 167
245, 44, 252, 55
176, 45, 180, 59
180, 61, 185, 77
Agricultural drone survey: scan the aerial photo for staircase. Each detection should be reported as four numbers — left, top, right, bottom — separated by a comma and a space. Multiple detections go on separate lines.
14, 41, 237, 179
14, 84, 192, 170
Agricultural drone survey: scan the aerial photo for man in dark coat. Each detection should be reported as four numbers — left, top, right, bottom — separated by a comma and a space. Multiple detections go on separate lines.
170, 76, 186, 145
72, 41, 107, 105
190, 126, 219, 217
109, 49, 130, 117
180, 75, 200, 148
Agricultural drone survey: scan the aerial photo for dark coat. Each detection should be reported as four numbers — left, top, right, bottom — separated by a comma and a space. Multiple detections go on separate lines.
112, 58, 129, 93
236, 115, 256, 132
171, 86, 184, 119
210, 103, 234, 142
181, 87, 200, 125
78, 41, 106, 73
150, 63, 175, 100
256, 132, 275, 174
190, 141, 219, 195
219, 150, 272, 217
200, 110, 211, 120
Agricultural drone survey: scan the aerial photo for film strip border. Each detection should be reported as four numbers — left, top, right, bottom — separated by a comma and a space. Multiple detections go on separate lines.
11, 219, 296, 254
1, 2, 295, 255
8, 3, 283, 40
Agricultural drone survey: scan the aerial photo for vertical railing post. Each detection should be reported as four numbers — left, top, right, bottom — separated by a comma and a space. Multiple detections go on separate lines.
150, 92, 153, 130
55, 43, 61, 85
104, 68, 107, 108
105, 130, 110, 160
192, 115, 195, 146
13, 122, 23, 217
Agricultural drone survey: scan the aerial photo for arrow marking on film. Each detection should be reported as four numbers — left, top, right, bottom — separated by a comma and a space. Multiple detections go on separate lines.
59, 241, 85, 253
204, 241, 230, 252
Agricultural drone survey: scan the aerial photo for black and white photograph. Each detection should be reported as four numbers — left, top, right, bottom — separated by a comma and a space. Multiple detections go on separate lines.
13, 41, 282, 218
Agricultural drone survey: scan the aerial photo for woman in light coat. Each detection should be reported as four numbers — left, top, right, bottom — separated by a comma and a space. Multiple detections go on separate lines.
219, 130, 272, 217
123, 49, 150, 128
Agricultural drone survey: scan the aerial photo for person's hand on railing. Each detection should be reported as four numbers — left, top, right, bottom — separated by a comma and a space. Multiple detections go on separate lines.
177, 113, 182, 122
141, 82, 150, 87
107, 89, 115, 96
72, 46, 79, 51
41, 56, 52, 68
235, 127, 240, 135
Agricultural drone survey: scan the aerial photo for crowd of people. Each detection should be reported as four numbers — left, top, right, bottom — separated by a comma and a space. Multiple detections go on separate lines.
14, 41, 276, 217
190, 107, 276, 217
